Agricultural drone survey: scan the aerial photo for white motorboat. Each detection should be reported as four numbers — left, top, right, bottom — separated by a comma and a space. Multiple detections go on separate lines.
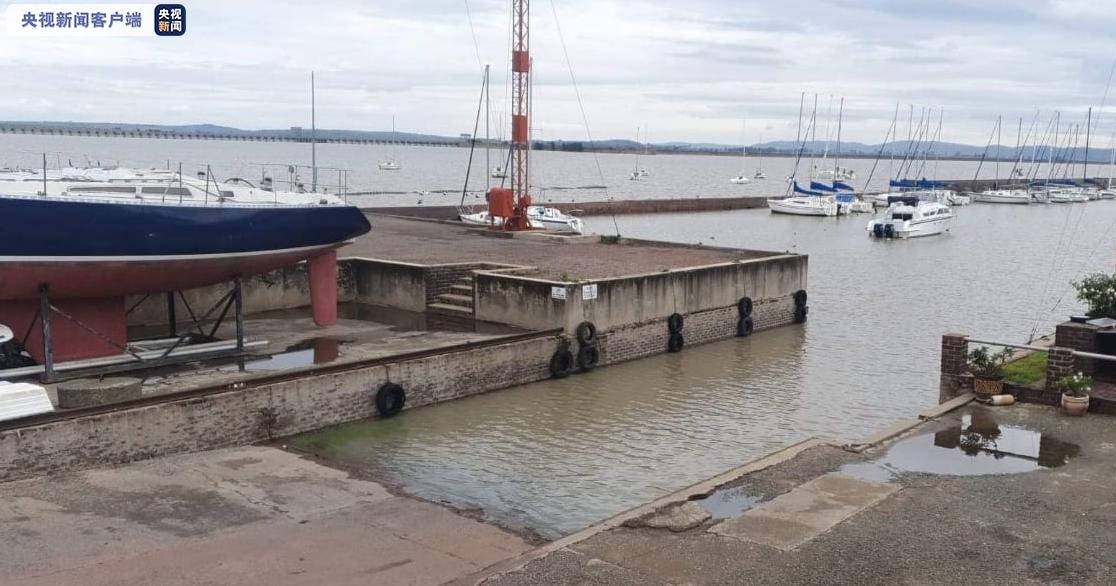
847, 199, 874, 214
378, 160, 401, 171
767, 196, 838, 216
491, 166, 507, 179
1045, 188, 1089, 203
867, 197, 953, 239
729, 175, 750, 185
971, 189, 1030, 204
1098, 189, 1116, 200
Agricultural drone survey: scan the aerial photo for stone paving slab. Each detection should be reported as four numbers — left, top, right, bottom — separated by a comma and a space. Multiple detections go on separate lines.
0, 446, 531, 586
708, 472, 899, 551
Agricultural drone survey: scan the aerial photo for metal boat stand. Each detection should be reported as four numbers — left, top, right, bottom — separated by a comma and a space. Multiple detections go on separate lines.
3, 277, 255, 383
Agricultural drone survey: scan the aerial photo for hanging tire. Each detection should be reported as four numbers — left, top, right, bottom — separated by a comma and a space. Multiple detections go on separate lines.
737, 297, 753, 318
794, 305, 809, 324
575, 321, 597, 345
667, 332, 684, 353
577, 344, 600, 371
667, 313, 684, 333
737, 316, 754, 337
549, 348, 574, 378
793, 290, 808, 307
375, 382, 406, 417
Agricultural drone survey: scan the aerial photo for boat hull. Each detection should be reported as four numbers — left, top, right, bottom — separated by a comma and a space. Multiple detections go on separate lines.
767, 198, 837, 216
0, 196, 371, 300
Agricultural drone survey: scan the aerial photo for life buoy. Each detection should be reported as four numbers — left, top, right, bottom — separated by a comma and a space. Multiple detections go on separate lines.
549, 348, 574, 378
375, 382, 406, 417
667, 332, 684, 353
577, 344, 600, 371
794, 305, 809, 324
737, 297, 753, 318
667, 313, 684, 333
737, 316, 754, 337
793, 290, 808, 307
576, 321, 597, 345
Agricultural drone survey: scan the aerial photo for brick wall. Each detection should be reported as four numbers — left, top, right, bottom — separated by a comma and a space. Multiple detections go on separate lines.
1055, 322, 1098, 376
939, 334, 970, 402
600, 296, 797, 365
0, 334, 559, 483
423, 263, 484, 307
1045, 346, 1076, 393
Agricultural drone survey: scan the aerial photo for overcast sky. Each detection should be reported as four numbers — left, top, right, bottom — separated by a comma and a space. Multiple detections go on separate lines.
1, 0, 1114, 145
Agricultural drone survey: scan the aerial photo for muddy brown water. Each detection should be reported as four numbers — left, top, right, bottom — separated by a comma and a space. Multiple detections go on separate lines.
294, 202, 1115, 540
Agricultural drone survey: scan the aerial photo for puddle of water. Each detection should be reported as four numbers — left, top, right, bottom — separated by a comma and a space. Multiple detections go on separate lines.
226, 337, 342, 372
841, 411, 1080, 481
689, 485, 764, 520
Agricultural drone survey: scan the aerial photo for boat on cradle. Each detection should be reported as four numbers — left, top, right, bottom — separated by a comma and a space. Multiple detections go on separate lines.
0, 175, 371, 301
767, 195, 838, 216
971, 189, 1031, 204
867, 196, 953, 239
460, 205, 583, 234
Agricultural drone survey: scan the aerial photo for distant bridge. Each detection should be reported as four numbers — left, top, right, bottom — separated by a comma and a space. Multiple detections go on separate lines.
0, 125, 466, 147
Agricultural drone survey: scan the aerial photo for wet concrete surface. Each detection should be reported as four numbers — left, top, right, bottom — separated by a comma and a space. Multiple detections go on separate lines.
348, 214, 777, 281
0, 446, 530, 585
482, 403, 1116, 585
40, 303, 526, 406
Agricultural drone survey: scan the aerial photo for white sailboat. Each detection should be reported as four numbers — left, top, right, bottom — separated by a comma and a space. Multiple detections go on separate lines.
378, 116, 402, 171
730, 120, 750, 184
629, 127, 644, 181
767, 195, 839, 216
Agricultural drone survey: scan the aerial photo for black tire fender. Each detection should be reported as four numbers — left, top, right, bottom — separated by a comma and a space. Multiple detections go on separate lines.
667, 313, 684, 333
737, 316, 754, 337
794, 305, 809, 324
575, 321, 597, 345
793, 289, 808, 307
737, 297, 753, 318
667, 332, 684, 353
549, 349, 574, 378
375, 382, 406, 417
577, 344, 600, 371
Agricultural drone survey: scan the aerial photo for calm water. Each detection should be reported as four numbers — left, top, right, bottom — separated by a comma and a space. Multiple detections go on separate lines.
4, 134, 1114, 210
295, 200, 1116, 539
6, 136, 1114, 539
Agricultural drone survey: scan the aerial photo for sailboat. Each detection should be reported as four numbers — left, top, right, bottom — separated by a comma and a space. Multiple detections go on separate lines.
768, 93, 840, 217
629, 127, 644, 181
378, 116, 402, 171
730, 120, 750, 184
753, 133, 767, 179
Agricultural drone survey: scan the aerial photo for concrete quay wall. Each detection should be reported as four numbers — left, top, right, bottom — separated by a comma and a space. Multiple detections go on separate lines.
0, 332, 560, 483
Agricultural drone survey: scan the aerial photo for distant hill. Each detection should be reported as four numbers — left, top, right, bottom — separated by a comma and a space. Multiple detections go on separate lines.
1, 121, 1111, 162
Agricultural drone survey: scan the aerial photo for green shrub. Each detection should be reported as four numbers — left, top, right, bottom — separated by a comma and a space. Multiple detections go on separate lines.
1073, 273, 1116, 319
967, 347, 1013, 379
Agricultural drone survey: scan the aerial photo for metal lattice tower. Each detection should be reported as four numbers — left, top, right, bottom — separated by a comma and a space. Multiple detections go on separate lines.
507, 0, 532, 229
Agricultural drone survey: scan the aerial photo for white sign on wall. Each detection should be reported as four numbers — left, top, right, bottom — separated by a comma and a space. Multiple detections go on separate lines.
551, 286, 567, 301
581, 284, 598, 301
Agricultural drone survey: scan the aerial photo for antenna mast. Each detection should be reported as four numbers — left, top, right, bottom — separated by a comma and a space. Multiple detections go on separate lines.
507, 0, 532, 229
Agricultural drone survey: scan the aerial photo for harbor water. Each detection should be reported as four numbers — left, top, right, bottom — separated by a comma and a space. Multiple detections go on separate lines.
5, 137, 1115, 539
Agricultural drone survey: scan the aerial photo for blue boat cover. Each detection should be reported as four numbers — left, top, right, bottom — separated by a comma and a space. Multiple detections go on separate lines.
889, 178, 950, 189
792, 182, 827, 196
833, 181, 855, 191
809, 181, 838, 192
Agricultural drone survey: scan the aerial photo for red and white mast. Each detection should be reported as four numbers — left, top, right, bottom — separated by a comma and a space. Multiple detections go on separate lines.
506, 0, 532, 229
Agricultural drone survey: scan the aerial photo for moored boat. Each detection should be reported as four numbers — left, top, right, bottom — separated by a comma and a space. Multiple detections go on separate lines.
867, 196, 953, 239
767, 195, 838, 216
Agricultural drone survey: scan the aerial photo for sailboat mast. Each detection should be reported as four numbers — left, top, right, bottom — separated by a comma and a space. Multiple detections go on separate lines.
311, 71, 317, 192
1108, 129, 1115, 189
808, 94, 818, 177
834, 97, 844, 177
995, 115, 1001, 187
1084, 107, 1092, 182
484, 64, 491, 191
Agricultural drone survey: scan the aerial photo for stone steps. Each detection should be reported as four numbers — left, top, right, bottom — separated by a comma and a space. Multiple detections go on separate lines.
436, 293, 474, 309
427, 302, 473, 316
449, 284, 473, 295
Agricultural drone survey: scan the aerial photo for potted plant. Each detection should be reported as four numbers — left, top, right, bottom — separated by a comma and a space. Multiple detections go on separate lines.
967, 347, 1013, 398
1057, 372, 1092, 416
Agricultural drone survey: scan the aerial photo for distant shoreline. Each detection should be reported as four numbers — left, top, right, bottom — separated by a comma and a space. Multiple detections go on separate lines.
0, 122, 1108, 165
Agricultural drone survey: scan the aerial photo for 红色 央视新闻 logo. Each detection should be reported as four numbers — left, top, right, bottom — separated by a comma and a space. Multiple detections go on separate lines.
154, 3, 184, 36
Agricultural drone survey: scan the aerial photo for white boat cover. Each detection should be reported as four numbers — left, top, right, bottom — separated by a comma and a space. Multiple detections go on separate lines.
0, 381, 54, 422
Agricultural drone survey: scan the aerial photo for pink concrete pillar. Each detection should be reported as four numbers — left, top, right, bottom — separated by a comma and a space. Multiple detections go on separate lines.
308, 250, 338, 326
